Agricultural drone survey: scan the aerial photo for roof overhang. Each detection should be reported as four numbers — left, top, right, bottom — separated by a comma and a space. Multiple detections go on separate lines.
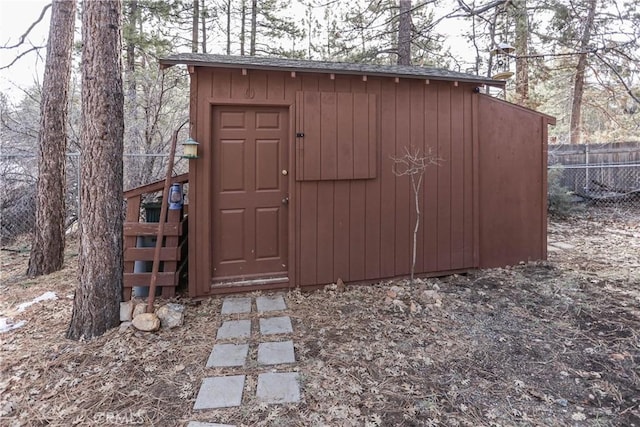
160, 53, 506, 88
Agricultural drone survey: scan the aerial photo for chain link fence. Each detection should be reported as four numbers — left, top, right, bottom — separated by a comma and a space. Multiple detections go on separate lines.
0, 153, 188, 247
548, 142, 640, 215
548, 163, 640, 202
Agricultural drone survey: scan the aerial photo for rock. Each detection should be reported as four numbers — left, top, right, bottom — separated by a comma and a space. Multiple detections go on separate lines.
422, 290, 442, 306
120, 301, 134, 322
155, 303, 185, 329
409, 301, 421, 314
390, 285, 404, 297
133, 303, 147, 317
132, 313, 160, 332
119, 321, 132, 332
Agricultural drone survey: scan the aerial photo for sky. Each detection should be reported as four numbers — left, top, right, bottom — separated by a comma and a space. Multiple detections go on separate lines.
0, 0, 477, 104
0, 0, 51, 102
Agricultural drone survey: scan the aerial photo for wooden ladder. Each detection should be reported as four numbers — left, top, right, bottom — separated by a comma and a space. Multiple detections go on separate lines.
122, 173, 189, 301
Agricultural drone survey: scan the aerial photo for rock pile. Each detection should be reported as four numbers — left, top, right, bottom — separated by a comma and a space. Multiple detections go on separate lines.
120, 300, 185, 332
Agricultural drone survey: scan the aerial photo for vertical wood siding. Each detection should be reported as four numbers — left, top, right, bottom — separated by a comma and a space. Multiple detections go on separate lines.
296, 92, 377, 181
188, 67, 546, 294
477, 95, 549, 267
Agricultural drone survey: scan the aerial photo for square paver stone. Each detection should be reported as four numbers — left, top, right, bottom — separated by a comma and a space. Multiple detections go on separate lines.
257, 340, 295, 365
256, 372, 300, 404
216, 319, 251, 339
187, 423, 236, 427
193, 375, 245, 409
256, 295, 287, 312
221, 297, 252, 315
259, 316, 293, 335
206, 343, 249, 367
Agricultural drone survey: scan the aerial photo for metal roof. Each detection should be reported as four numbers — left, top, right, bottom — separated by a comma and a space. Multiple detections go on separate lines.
160, 53, 505, 87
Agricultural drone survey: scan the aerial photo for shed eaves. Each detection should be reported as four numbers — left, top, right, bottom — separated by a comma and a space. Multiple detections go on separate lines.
159, 53, 505, 87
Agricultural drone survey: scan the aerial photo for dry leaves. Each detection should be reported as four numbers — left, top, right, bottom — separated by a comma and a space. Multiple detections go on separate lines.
1, 209, 639, 426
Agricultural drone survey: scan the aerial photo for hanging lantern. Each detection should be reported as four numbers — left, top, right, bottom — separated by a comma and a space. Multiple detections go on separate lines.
491, 42, 515, 80
181, 137, 199, 159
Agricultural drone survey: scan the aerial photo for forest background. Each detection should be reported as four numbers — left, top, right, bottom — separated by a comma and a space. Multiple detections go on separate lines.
2, 0, 639, 157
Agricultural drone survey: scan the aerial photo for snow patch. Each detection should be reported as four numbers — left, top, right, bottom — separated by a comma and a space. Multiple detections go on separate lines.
0, 291, 58, 333
0, 317, 27, 333
15, 291, 57, 313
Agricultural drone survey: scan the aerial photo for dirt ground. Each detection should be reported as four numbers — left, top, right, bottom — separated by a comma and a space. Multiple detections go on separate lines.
1, 208, 638, 427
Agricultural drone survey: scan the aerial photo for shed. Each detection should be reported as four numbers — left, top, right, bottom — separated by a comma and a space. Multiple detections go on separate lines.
159, 54, 555, 297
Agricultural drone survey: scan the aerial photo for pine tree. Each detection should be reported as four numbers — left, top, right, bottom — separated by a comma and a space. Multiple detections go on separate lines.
513, 0, 530, 105
397, 0, 411, 65
569, 0, 597, 144
67, 0, 124, 340
121, 0, 189, 189
326, 0, 445, 65
534, 0, 639, 142
27, 0, 76, 277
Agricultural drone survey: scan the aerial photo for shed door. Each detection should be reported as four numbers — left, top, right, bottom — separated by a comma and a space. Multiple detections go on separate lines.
212, 106, 289, 281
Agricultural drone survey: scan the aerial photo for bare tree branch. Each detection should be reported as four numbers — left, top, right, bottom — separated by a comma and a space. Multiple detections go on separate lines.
456, 0, 508, 16
0, 44, 46, 70
594, 52, 640, 106
1, 3, 51, 49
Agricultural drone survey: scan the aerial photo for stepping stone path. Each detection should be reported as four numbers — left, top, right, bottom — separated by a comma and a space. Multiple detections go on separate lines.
189, 294, 299, 426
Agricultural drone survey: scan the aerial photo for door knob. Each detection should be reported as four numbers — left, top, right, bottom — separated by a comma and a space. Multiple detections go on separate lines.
282, 169, 288, 176
282, 197, 289, 205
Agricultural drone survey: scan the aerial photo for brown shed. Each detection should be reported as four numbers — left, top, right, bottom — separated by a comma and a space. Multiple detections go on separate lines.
159, 54, 555, 298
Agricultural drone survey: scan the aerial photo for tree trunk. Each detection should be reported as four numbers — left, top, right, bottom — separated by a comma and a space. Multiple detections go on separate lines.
27, 0, 76, 278
67, 0, 124, 341
397, 0, 411, 65
410, 174, 422, 284
513, 0, 529, 105
250, 0, 257, 55
570, 0, 597, 145
226, 0, 231, 55
125, 0, 137, 96
201, 0, 207, 53
240, 0, 246, 55
192, 0, 199, 53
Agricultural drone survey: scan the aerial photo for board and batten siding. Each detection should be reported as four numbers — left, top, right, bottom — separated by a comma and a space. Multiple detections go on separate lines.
188, 67, 478, 295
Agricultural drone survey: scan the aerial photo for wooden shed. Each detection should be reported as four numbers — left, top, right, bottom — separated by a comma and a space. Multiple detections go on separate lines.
158, 54, 555, 298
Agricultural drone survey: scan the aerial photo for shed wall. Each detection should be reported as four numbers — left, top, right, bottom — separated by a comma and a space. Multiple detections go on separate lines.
188, 68, 477, 294
187, 67, 549, 296
477, 95, 550, 268
293, 76, 477, 287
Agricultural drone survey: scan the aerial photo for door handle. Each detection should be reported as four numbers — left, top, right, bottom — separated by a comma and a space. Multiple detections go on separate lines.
282, 197, 289, 205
